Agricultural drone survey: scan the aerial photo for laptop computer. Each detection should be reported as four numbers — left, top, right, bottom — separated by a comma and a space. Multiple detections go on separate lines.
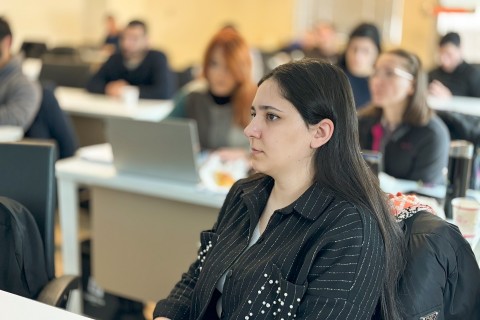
106, 118, 201, 183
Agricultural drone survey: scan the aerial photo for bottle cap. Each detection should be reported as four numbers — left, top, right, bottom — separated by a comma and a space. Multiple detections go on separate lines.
449, 140, 474, 159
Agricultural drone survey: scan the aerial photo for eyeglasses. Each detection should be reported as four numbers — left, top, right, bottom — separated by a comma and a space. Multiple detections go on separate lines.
371, 67, 414, 81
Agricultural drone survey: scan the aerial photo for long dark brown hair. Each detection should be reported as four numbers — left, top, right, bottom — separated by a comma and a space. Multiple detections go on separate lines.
359, 49, 433, 126
260, 58, 406, 320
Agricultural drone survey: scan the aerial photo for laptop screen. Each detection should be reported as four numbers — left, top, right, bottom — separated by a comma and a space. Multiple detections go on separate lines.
106, 118, 201, 183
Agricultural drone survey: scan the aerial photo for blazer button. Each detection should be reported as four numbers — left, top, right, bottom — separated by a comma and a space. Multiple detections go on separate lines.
226, 269, 233, 278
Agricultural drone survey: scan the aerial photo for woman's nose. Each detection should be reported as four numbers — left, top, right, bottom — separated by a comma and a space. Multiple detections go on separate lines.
244, 118, 261, 138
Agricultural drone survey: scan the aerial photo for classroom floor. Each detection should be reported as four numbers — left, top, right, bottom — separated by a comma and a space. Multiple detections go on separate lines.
54, 206, 156, 320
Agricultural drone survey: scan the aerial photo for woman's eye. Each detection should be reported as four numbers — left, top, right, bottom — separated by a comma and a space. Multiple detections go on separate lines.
266, 113, 279, 121
250, 111, 256, 118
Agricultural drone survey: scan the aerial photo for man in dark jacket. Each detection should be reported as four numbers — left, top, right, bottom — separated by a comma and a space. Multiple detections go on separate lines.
428, 32, 480, 98
86, 20, 175, 100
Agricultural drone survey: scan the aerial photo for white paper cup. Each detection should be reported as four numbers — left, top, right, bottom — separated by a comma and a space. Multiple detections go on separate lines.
121, 86, 139, 109
0, 126, 24, 142
451, 197, 480, 238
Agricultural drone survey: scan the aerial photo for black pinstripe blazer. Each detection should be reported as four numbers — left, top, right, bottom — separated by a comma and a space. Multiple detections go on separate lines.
154, 174, 385, 320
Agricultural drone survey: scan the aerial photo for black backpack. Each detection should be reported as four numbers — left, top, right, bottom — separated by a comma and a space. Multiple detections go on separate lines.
0, 196, 49, 298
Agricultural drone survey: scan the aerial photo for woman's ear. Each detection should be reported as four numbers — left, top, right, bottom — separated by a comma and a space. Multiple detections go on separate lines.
310, 119, 334, 149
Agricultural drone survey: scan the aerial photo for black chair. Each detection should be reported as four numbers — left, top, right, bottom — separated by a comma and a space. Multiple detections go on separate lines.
38, 62, 91, 88
20, 41, 48, 59
25, 86, 78, 159
42, 46, 82, 64
0, 141, 79, 307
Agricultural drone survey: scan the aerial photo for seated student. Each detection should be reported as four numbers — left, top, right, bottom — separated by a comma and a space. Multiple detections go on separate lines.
169, 28, 256, 157
337, 23, 381, 109
102, 14, 121, 55
358, 49, 450, 184
387, 193, 480, 320
281, 21, 339, 64
428, 32, 480, 98
0, 17, 40, 131
153, 59, 405, 320
86, 20, 175, 100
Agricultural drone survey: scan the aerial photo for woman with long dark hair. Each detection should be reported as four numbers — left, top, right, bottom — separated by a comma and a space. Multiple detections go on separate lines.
154, 59, 405, 320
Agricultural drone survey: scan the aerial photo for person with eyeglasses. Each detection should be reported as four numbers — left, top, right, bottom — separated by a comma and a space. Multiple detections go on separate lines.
358, 49, 450, 184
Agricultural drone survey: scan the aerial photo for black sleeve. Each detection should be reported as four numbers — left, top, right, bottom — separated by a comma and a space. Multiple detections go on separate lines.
152, 180, 243, 320
445, 241, 480, 319
408, 119, 450, 184
138, 52, 176, 100
85, 56, 116, 94
468, 67, 480, 98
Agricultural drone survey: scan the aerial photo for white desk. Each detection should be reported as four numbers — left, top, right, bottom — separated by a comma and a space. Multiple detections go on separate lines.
428, 95, 480, 117
56, 157, 225, 313
55, 87, 173, 146
0, 290, 92, 320
56, 157, 480, 313
55, 87, 173, 121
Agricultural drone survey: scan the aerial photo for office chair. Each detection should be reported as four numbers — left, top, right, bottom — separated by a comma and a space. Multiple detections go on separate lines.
20, 41, 48, 59
39, 61, 91, 88
0, 141, 79, 307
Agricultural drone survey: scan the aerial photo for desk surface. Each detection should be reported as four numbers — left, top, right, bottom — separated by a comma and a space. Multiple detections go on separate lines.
55, 87, 173, 121
0, 290, 92, 320
56, 156, 226, 209
428, 95, 480, 117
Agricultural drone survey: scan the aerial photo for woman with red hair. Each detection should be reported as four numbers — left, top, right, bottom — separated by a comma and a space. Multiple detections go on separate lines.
170, 28, 257, 158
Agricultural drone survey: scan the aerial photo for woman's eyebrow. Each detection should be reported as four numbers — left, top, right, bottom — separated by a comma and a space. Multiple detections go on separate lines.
255, 105, 284, 112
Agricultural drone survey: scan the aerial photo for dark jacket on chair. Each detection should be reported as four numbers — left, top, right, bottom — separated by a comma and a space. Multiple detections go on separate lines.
399, 211, 480, 319
0, 197, 49, 299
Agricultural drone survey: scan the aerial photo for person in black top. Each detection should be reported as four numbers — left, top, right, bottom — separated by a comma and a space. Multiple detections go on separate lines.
102, 14, 121, 55
337, 23, 381, 109
86, 20, 175, 99
428, 32, 480, 98
359, 49, 450, 184
153, 59, 405, 320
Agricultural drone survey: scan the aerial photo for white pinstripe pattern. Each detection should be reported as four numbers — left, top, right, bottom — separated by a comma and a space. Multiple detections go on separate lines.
154, 174, 386, 320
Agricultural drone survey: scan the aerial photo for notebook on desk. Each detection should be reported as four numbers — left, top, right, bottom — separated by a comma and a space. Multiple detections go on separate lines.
106, 118, 201, 183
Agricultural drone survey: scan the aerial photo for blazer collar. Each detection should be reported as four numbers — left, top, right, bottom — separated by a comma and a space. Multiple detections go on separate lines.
241, 175, 335, 221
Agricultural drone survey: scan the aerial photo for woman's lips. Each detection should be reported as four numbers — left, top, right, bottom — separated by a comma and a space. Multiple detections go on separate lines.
250, 147, 263, 155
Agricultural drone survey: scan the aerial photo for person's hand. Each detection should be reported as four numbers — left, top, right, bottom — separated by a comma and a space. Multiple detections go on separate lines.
428, 80, 452, 98
105, 80, 129, 97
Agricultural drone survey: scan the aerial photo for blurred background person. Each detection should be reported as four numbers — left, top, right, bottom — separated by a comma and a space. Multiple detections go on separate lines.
86, 19, 175, 99
358, 49, 449, 184
102, 14, 121, 55
338, 22, 381, 109
281, 21, 338, 64
169, 27, 257, 159
428, 32, 480, 98
0, 17, 40, 131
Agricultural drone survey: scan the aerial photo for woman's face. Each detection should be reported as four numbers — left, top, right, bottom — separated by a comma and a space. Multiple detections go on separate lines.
206, 46, 237, 97
369, 53, 414, 108
346, 37, 378, 76
244, 79, 316, 177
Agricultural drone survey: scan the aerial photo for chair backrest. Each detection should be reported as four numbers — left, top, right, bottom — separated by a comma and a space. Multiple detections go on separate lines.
20, 41, 48, 59
39, 61, 91, 88
0, 141, 56, 280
